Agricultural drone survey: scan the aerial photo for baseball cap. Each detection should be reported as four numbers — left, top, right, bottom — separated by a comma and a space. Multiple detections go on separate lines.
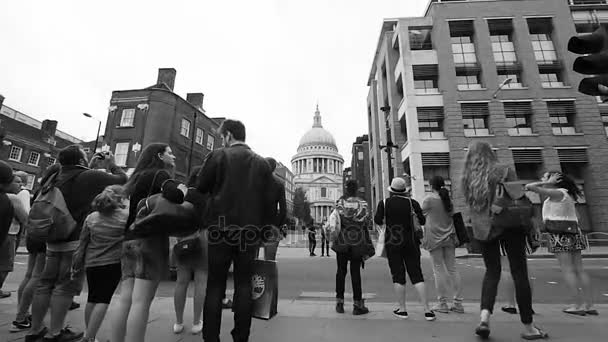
0, 160, 14, 185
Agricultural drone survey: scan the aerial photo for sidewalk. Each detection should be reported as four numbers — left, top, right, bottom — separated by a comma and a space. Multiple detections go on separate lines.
1, 295, 606, 342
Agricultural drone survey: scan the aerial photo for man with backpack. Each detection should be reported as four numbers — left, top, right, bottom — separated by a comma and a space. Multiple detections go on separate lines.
26, 145, 127, 342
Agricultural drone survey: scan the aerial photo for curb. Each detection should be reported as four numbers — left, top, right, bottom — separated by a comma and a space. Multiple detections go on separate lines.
456, 253, 608, 259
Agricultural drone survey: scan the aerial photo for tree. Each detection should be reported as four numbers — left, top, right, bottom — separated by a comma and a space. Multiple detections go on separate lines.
293, 187, 312, 227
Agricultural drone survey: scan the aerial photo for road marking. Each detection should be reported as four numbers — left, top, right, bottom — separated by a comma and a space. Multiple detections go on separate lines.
547, 281, 558, 285
14, 262, 26, 265
300, 291, 377, 299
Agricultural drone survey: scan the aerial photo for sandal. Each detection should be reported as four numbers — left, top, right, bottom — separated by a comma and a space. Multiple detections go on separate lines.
521, 326, 548, 340
501, 306, 518, 315
563, 308, 586, 316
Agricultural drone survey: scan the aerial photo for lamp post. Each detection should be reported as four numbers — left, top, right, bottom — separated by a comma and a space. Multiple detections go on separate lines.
379, 105, 399, 182
82, 113, 101, 153
492, 77, 513, 99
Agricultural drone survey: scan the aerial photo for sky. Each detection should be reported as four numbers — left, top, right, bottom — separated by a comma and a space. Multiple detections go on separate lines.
0, 0, 428, 169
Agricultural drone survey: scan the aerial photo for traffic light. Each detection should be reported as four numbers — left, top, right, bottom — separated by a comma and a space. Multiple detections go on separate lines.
568, 25, 608, 96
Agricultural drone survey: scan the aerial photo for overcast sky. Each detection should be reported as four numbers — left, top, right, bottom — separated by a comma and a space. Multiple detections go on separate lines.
0, 0, 427, 169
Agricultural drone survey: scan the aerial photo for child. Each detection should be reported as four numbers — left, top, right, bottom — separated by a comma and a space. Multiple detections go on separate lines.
72, 185, 128, 342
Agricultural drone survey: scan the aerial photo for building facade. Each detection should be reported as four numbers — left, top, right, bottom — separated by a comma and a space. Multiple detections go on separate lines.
103, 68, 221, 180
367, 0, 608, 232
350, 134, 372, 208
274, 161, 295, 220
292, 106, 344, 224
0, 103, 83, 190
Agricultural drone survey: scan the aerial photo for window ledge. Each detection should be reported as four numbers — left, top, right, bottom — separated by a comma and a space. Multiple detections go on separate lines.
542, 86, 572, 89
508, 133, 539, 137
27, 163, 39, 167
465, 134, 496, 138
8, 159, 21, 163
502, 87, 529, 90
553, 132, 584, 136
419, 137, 448, 141
116, 125, 135, 129
458, 88, 487, 92
415, 91, 442, 96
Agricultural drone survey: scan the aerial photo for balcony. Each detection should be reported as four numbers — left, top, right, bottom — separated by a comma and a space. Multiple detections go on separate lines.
394, 55, 405, 82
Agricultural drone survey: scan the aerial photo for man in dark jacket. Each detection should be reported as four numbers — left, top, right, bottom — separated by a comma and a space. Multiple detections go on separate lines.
196, 119, 272, 342
27, 146, 127, 342
0, 161, 15, 299
260, 157, 286, 261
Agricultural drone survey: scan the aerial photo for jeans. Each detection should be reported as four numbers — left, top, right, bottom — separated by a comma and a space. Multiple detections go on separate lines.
429, 245, 462, 302
321, 233, 330, 256
335, 248, 362, 301
308, 233, 316, 254
16, 253, 46, 320
479, 231, 533, 324
203, 232, 257, 342
37, 250, 84, 297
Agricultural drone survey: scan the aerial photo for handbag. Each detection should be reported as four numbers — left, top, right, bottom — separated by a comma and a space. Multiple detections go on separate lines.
375, 227, 387, 258
407, 198, 424, 242
174, 231, 202, 261
544, 220, 579, 235
251, 259, 278, 320
452, 212, 470, 247
491, 168, 533, 232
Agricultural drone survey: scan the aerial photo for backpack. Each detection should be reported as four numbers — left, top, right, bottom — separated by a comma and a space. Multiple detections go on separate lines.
27, 171, 81, 243
490, 168, 534, 232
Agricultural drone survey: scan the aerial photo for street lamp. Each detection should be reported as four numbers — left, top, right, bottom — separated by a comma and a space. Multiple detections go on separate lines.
82, 113, 102, 153
492, 77, 513, 98
379, 105, 399, 182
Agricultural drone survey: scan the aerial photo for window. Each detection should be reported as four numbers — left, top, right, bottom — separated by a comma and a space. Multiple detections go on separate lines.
413, 65, 439, 94
27, 152, 40, 166
451, 21, 482, 91
451, 36, 477, 65
321, 188, 327, 198
206, 135, 215, 150
491, 35, 517, 65
461, 103, 490, 136
497, 71, 523, 88
504, 102, 533, 135
180, 119, 191, 137
114, 142, 130, 166
409, 27, 433, 50
531, 34, 557, 64
120, 109, 135, 127
457, 71, 482, 90
547, 101, 576, 135
540, 71, 564, 87
9, 146, 22, 162
358, 151, 364, 160
25, 174, 35, 190
195, 128, 204, 145
602, 114, 608, 136
417, 107, 445, 139
47, 157, 56, 166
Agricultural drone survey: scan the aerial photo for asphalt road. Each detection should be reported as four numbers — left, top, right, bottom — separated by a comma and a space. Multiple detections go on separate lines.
4, 253, 607, 305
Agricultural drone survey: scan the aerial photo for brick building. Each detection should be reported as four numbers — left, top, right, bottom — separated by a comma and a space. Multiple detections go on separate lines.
367, 0, 608, 232
350, 134, 372, 208
103, 68, 221, 180
0, 102, 83, 190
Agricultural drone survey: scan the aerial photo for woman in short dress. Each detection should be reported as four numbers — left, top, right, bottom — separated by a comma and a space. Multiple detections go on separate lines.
525, 171, 597, 316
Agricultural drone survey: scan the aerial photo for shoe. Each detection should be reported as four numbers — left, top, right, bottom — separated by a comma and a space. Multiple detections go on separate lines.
10, 317, 32, 332
43, 326, 83, 342
563, 308, 586, 316
586, 309, 599, 316
431, 302, 449, 313
353, 299, 369, 315
450, 302, 465, 314
222, 298, 232, 309
392, 309, 408, 319
312, 253, 317, 256
521, 326, 548, 340
425, 311, 436, 321
191, 320, 203, 334
0, 290, 11, 298
69, 301, 80, 311
475, 322, 490, 339
336, 299, 345, 314
173, 323, 184, 334
25, 327, 48, 342
501, 306, 518, 315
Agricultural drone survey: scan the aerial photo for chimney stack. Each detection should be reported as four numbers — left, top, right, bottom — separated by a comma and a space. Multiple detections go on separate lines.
0, 94, 5, 108
186, 93, 205, 110
41, 120, 58, 138
157, 68, 176, 91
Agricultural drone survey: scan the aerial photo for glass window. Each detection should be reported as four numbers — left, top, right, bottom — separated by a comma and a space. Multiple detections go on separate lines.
497, 71, 523, 88
358, 151, 364, 160
47, 157, 56, 166
206, 135, 215, 150
25, 174, 35, 190
9, 146, 22, 162
120, 109, 135, 127
531, 34, 558, 64
418, 120, 445, 139
547, 101, 576, 135
114, 142, 130, 166
195, 128, 204, 145
540, 71, 564, 87
491, 34, 517, 65
457, 75, 482, 90
414, 79, 439, 94
321, 187, 327, 198
409, 27, 432, 50
462, 103, 490, 136
504, 102, 533, 136
452, 36, 477, 65
180, 119, 191, 137
28, 152, 40, 166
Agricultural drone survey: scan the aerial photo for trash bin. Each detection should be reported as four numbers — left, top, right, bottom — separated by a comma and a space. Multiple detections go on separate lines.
465, 225, 482, 254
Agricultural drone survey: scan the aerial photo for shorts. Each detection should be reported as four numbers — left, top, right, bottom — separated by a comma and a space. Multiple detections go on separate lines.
386, 243, 424, 285
86, 263, 121, 304
36, 250, 84, 298
174, 231, 208, 272
122, 236, 169, 281
0, 235, 16, 272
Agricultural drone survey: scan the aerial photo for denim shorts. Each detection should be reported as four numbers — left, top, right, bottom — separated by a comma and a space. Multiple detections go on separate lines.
122, 236, 169, 281
36, 250, 84, 297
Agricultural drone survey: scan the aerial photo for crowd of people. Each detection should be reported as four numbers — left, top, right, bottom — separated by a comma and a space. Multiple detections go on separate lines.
0, 126, 600, 341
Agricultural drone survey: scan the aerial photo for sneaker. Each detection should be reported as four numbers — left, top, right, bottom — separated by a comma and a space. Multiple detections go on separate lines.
450, 302, 465, 314
431, 302, 450, 313
392, 309, 408, 319
222, 298, 233, 309
0, 290, 11, 298
42, 326, 83, 342
425, 311, 436, 321
336, 301, 345, 314
191, 320, 203, 334
69, 302, 80, 311
11, 318, 32, 332
25, 327, 48, 342
173, 323, 184, 334
353, 300, 370, 315
475, 322, 491, 339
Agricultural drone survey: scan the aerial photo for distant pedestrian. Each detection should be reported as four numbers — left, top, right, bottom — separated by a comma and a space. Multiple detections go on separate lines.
260, 157, 286, 261
462, 141, 546, 340
333, 180, 373, 316
195, 119, 273, 342
374, 177, 435, 321
321, 217, 330, 257
111, 143, 176, 342
307, 223, 317, 257
525, 171, 597, 316
25, 145, 127, 342
71, 185, 128, 342
12, 171, 31, 250
422, 176, 463, 314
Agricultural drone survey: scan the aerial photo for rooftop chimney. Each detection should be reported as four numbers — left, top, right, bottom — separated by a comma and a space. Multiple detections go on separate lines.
157, 68, 176, 91
41, 120, 58, 137
186, 93, 204, 110
0, 94, 5, 108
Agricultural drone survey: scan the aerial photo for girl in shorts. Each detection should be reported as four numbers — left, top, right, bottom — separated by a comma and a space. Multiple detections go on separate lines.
72, 185, 128, 342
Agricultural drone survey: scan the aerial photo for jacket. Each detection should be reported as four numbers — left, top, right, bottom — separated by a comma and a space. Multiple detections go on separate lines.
0, 193, 13, 246
268, 175, 287, 227
196, 143, 273, 233
73, 209, 128, 269
332, 196, 373, 260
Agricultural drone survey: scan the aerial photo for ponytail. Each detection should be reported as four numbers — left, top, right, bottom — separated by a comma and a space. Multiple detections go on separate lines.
438, 188, 453, 213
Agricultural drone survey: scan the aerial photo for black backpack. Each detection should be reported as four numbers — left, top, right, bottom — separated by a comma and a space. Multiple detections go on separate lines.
490, 169, 534, 231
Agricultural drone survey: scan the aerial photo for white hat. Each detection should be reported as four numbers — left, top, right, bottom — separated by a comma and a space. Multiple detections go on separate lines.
388, 178, 407, 194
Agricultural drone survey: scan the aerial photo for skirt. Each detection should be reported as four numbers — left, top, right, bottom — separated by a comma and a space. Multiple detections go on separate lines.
548, 232, 588, 253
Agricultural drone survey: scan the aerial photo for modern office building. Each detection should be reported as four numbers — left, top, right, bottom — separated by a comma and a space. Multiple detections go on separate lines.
103, 68, 221, 180
274, 161, 295, 221
367, 0, 608, 232
350, 134, 372, 208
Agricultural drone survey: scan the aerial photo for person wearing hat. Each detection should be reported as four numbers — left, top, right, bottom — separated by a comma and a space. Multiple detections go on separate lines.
374, 177, 435, 321
0, 161, 18, 298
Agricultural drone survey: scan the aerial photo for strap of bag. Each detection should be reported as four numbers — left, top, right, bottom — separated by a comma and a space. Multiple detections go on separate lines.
147, 170, 166, 198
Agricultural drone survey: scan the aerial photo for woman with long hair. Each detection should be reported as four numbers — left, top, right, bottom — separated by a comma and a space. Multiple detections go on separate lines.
462, 141, 546, 340
525, 171, 596, 316
422, 176, 463, 314
112, 143, 176, 342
